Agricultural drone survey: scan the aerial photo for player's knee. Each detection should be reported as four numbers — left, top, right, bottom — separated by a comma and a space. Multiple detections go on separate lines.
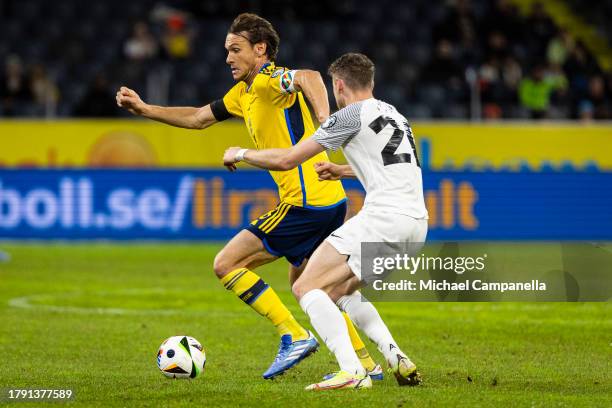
213, 253, 233, 279
291, 280, 308, 300
292, 279, 323, 300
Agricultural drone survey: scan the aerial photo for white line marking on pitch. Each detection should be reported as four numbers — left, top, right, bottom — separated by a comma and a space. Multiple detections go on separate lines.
7, 288, 245, 317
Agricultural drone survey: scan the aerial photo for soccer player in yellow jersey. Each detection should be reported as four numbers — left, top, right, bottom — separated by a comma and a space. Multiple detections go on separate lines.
116, 13, 381, 379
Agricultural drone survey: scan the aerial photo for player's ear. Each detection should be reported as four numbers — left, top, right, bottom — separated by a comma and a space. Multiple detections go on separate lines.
255, 42, 266, 57
336, 78, 345, 93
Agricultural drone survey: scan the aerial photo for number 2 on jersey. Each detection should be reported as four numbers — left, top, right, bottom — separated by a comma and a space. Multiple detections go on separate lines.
368, 116, 421, 167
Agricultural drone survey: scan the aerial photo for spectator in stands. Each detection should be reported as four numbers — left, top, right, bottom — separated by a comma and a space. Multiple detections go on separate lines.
498, 56, 523, 116
435, 0, 479, 50
485, 31, 510, 62
606, 72, 612, 104
0, 55, 33, 116
29, 64, 60, 114
519, 65, 566, 119
525, 2, 557, 56
422, 39, 464, 84
578, 75, 611, 120
547, 29, 574, 67
478, 56, 507, 118
124, 22, 159, 61
420, 39, 467, 110
564, 40, 601, 95
485, 0, 524, 46
502, 56, 523, 91
162, 14, 192, 59
546, 64, 570, 115
74, 74, 119, 117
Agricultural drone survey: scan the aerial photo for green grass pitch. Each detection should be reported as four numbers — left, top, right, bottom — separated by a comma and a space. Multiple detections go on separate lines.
0, 243, 609, 407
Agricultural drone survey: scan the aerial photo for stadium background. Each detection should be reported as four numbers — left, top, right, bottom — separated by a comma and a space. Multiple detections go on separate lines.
1, 0, 611, 241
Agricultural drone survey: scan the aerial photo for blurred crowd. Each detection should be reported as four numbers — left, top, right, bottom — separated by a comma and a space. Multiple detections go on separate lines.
1, 55, 59, 116
0, 1, 195, 118
426, 0, 611, 119
0, 0, 611, 120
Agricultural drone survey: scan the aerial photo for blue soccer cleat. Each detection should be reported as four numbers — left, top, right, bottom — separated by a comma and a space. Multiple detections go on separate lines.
367, 364, 384, 381
263, 331, 319, 379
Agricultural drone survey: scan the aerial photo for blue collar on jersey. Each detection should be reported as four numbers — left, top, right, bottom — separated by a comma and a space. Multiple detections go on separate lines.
259, 62, 272, 73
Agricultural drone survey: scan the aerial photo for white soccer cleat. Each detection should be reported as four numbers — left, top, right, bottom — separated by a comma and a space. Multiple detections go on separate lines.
305, 370, 372, 391
321, 363, 384, 381
389, 354, 421, 386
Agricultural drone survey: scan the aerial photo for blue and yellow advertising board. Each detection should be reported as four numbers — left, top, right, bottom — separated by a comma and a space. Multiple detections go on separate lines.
0, 169, 610, 240
0, 121, 610, 240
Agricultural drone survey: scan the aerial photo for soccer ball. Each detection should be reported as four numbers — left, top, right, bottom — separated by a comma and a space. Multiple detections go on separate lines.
157, 336, 206, 379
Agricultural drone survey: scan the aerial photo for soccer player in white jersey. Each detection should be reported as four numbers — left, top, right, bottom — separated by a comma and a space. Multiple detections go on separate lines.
223, 53, 428, 390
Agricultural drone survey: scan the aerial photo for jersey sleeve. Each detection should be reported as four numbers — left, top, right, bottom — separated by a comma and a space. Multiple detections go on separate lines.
277, 69, 298, 94
258, 67, 298, 108
216, 83, 244, 119
312, 102, 363, 151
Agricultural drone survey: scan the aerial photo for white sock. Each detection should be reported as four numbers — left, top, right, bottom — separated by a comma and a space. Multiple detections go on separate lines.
299, 289, 365, 376
337, 291, 411, 367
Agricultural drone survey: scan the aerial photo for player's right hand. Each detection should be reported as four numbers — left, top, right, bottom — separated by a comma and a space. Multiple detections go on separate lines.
314, 162, 343, 181
116, 86, 147, 115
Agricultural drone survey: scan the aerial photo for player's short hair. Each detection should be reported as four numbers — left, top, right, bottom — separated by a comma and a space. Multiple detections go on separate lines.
229, 13, 280, 61
328, 53, 375, 90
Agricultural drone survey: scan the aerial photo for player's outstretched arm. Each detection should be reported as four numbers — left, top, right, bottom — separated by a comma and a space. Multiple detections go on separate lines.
292, 70, 330, 123
314, 162, 356, 180
116, 86, 217, 130
223, 139, 325, 171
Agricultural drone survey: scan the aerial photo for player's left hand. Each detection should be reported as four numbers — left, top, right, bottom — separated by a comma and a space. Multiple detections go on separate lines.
223, 147, 241, 171
314, 161, 343, 181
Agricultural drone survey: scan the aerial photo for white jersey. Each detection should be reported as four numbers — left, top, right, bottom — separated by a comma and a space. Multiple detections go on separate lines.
313, 98, 428, 219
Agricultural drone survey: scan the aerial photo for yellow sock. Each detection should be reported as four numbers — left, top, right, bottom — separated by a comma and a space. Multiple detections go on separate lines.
220, 268, 308, 341
276, 315, 308, 341
343, 312, 377, 371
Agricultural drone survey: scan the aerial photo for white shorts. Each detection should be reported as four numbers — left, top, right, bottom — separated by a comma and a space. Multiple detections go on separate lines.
326, 209, 428, 280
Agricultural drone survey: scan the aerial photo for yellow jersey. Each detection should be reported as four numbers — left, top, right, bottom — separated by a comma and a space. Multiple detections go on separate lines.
210, 62, 346, 208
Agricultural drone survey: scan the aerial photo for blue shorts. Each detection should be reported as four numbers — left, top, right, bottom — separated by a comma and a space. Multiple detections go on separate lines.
246, 200, 347, 267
